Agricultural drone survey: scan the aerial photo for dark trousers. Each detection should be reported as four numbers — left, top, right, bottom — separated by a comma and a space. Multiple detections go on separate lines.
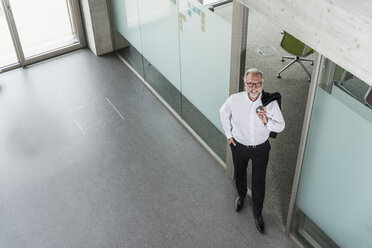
230, 139, 271, 215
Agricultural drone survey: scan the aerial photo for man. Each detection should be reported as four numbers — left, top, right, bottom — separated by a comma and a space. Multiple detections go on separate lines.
219, 68, 285, 233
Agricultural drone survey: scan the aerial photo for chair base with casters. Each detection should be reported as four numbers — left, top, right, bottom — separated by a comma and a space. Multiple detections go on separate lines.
276, 31, 314, 82
277, 55, 314, 82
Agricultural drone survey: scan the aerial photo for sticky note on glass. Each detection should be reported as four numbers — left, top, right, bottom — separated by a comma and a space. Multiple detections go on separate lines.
197, 9, 201, 15
188, 9, 192, 16
201, 18, 205, 25
172, 0, 176, 4
182, 14, 186, 21
201, 25, 205, 32
201, 11, 205, 18
192, 6, 196, 12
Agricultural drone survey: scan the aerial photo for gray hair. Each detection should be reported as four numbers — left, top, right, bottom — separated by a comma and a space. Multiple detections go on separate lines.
243, 68, 264, 83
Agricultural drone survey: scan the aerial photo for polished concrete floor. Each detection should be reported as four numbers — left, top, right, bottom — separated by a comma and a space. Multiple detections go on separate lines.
0, 49, 297, 248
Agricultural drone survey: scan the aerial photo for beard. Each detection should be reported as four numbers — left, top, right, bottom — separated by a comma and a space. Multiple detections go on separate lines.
248, 91, 260, 99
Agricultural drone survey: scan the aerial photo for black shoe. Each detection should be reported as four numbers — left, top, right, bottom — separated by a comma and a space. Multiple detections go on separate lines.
253, 213, 265, 233
234, 196, 244, 212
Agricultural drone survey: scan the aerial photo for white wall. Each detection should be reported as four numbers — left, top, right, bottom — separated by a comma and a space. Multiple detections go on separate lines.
238, 0, 372, 86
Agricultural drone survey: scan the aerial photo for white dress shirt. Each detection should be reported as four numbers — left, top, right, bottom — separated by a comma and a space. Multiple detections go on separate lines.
220, 91, 285, 146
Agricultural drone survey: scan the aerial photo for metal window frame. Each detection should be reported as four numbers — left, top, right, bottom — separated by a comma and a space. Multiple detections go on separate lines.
0, 0, 23, 71
285, 53, 321, 232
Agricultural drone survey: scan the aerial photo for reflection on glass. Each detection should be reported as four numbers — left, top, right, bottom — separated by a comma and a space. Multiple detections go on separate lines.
292, 57, 372, 248
332, 65, 372, 110
138, 0, 181, 114
318, 60, 372, 123
0, 4, 18, 68
110, 0, 142, 53
203, 0, 220, 4
210, 1, 232, 23
179, 0, 231, 160
9, 0, 76, 58
110, 0, 145, 78
108, 0, 232, 161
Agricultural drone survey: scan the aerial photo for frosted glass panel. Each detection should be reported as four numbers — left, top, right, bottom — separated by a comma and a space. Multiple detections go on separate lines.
108, 0, 231, 160
138, 0, 181, 90
179, 0, 231, 132
110, 0, 142, 53
331, 85, 372, 124
297, 88, 372, 248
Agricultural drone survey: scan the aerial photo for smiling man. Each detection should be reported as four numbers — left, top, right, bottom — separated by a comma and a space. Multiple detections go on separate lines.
219, 68, 285, 234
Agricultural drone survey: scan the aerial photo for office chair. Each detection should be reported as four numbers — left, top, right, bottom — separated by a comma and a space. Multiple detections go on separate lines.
277, 31, 314, 82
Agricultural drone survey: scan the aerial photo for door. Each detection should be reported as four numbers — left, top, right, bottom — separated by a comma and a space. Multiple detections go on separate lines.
0, 0, 85, 73
0, 2, 19, 71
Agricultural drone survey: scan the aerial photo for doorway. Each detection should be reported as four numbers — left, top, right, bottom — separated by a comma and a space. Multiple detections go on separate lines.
0, 0, 85, 73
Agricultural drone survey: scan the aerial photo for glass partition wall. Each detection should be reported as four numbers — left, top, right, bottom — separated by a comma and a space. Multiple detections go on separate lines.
0, 0, 85, 73
110, 2, 372, 247
290, 56, 372, 248
109, 0, 232, 161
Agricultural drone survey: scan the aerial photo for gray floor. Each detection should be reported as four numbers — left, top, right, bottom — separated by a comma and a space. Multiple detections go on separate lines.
0, 49, 297, 248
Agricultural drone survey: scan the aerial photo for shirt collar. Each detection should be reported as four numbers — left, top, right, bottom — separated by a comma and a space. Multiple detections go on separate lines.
246, 92, 262, 105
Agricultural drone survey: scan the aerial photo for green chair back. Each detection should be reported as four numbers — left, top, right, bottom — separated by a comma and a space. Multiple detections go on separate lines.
280, 31, 314, 57
333, 65, 353, 83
